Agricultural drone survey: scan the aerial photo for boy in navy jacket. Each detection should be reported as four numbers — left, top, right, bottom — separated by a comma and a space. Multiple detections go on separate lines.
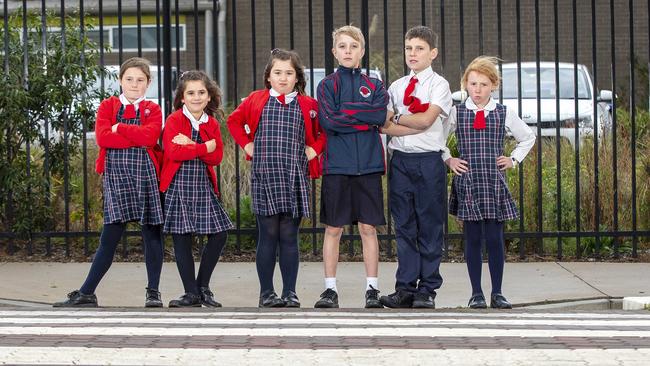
314, 25, 388, 309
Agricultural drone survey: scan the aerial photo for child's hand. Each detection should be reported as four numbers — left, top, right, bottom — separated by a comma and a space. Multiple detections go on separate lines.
244, 142, 254, 157
111, 123, 119, 133
445, 157, 469, 175
173, 133, 195, 145
305, 146, 317, 160
497, 155, 514, 170
205, 139, 216, 153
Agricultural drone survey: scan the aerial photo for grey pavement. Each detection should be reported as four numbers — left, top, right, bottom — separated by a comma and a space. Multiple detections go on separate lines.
0, 261, 648, 308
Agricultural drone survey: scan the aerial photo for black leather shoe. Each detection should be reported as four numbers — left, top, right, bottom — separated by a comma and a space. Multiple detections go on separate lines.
168, 293, 202, 308
53, 290, 98, 308
412, 292, 435, 309
281, 291, 301, 308
259, 291, 285, 308
314, 288, 339, 308
365, 285, 382, 308
490, 293, 512, 309
145, 288, 163, 308
468, 294, 488, 309
379, 290, 414, 308
199, 287, 222, 308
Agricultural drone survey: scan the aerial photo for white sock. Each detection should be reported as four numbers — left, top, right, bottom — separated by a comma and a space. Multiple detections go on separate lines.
366, 277, 378, 290
325, 277, 337, 292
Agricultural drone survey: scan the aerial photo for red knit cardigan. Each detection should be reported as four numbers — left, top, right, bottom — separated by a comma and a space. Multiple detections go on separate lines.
94, 96, 163, 176
226, 89, 326, 178
159, 109, 224, 194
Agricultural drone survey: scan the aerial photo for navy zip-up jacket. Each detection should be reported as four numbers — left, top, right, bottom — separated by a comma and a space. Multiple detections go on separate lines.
317, 66, 389, 175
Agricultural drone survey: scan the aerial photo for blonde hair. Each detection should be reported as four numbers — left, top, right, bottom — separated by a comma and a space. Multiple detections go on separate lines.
332, 25, 365, 49
119, 57, 152, 81
461, 56, 501, 91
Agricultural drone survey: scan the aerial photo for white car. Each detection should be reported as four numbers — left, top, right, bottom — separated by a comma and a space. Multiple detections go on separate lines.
453, 62, 613, 147
304, 68, 383, 98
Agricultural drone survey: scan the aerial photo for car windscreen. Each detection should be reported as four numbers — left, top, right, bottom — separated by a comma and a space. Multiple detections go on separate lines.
500, 67, 591, 100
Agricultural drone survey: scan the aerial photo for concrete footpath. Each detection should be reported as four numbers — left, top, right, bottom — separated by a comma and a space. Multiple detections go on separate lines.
0, 262, 648, 308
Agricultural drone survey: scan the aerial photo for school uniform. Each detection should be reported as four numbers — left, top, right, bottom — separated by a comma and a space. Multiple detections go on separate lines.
81, 95, 164, 297
443, 96, 535, 301
317, 65, 389, 227
227, 88, 326, 300
161, 107, 233, 305
161, 107, 233, 234
386, 66, 452, 299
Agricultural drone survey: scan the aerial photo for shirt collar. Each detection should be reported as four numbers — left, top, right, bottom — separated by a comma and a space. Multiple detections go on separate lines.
408, 66, 434, 81
119, 94, 145, 108
182, 104, 209, 131
465, 96, 497, 111
269, 88, 298, 105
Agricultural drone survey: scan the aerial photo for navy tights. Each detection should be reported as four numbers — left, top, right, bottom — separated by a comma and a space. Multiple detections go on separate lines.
80, 223, 163, 295
172, 232, 228, 295
463, 220, 505, 296
255, 214, 301, 297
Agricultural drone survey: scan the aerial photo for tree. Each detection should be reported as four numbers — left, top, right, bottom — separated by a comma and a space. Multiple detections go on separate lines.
0, 10, 109, 241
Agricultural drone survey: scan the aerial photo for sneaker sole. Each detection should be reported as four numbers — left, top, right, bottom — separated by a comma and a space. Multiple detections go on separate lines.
412, 302, 435, 309
53, 303, 98, 308
314, 303, 339, 308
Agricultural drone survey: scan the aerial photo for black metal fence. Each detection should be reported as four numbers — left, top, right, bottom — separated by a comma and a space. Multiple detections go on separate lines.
1, 0, 649, 260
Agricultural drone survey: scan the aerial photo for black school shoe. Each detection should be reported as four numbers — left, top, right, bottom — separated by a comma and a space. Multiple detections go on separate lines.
490, 293, 513, 309
199, 287, 222, 308
379, 290, 414, 308
259, 291, 285, 308
468, 294, 488, 309
169, 293, 202, 308
412, 292, 436, 309
314, 288, 339, 308
281, 291, 301, 308
53, 290, 98, 308
145, 288, 163, 308
365, 285, 383, 308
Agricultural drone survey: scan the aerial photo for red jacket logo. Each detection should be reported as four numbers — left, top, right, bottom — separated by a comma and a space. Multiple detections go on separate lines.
359, 86, 371, 98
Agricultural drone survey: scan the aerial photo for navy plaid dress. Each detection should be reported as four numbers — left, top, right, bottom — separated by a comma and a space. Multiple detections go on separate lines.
163, 127, 234, 234
251, 97, 311, 218
103, 106, 163, 225
449, 103, 519, 221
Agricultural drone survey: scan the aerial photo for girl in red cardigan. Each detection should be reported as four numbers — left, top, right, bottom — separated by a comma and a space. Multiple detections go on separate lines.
162, 70, 233, 307
54, 57, 164, 308
227, 48, 326, 308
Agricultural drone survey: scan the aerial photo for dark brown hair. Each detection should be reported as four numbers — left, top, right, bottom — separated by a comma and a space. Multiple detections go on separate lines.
172, 70, 225, 120
263, 48, 307, 95
405, 26, 438, 49
119, 57, 151, 81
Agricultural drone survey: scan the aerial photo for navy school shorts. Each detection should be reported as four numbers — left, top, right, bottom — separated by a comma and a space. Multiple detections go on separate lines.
319, 173, 386, 227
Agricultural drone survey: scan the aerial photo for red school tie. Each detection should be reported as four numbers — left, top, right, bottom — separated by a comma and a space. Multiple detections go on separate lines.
123, 104, 137, 119
403, 76, 429, 113
277, 94, 287, 106
473, 110, 486, 130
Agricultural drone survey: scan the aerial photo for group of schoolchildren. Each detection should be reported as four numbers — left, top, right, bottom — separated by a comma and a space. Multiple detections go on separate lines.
54, 24, 535, 310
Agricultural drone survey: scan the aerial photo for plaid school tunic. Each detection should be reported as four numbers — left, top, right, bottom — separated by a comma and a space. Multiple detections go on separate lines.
103, 106, 164, 225
163, 127, 234, 234
449, 103, 519, 222
252, 97, 311, 218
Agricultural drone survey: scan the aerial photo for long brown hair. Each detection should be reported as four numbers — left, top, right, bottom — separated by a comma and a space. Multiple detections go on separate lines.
263, 48, 307, 95
172, 70, 225, 120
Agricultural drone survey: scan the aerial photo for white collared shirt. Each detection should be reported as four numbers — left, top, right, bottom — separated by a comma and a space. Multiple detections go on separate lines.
119, 94, 145, 109
441, 97, 536, 162
182, 104, 209, 131
386, 66, 453, 153
269, 88, 298, 105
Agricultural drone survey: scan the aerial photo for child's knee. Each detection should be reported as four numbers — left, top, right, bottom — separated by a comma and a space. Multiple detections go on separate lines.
324, 226, 344, 238
357, 223, 376, 237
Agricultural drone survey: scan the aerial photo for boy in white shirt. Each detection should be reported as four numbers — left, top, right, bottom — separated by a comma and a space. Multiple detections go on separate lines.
380, 26, 452, 308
